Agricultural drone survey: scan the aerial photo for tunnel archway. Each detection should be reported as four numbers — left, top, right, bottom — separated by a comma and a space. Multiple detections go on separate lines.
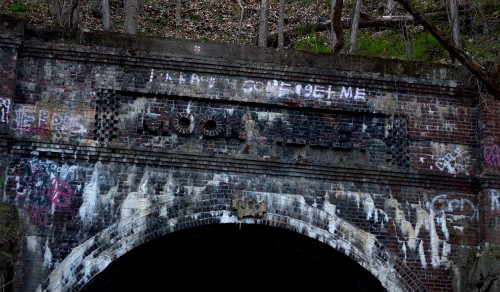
38, 192, 425, 292
80, 223, 387, 291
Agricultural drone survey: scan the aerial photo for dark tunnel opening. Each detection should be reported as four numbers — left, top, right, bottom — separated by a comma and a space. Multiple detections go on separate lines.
81, 223, 387, 291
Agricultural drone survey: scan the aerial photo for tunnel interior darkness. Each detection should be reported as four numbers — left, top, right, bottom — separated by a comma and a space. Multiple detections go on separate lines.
81, 223, 387, 291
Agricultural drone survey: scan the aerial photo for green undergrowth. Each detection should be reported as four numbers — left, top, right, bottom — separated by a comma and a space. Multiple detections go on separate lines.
0, 202, 21, 292
294, 30, 332, 54
1, 1, 37, 18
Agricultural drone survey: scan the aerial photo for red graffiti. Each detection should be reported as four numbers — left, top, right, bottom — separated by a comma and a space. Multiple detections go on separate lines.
483, 144, 500, 168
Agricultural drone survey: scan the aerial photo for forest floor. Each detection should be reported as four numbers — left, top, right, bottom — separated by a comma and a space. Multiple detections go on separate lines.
0, 1, 499, 64
0, 0, 329, 46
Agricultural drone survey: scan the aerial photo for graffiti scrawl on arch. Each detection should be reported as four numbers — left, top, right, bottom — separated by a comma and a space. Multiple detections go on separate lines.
426, 143, 474, 175
327, 184, 477, 268
12, 159, 90, 226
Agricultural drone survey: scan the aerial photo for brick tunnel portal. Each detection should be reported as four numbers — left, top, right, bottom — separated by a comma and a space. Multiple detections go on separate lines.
80, 224, 387, 291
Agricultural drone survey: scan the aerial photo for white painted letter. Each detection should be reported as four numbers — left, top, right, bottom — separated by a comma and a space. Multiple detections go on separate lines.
190, 73, 200, 85
340, 87, 353, 99
242, 80, 254, 94
491, 189, 500, 211
354, 88, 366, 100
313, 85, 325, 98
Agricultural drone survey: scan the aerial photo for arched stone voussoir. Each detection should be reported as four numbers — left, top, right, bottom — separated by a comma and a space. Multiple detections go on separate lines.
37, 192, 424, 292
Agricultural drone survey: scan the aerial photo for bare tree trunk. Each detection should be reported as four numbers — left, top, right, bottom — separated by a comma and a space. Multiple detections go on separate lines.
278, 0, 285, 49
476, 1, 489, 35
449, 0, 461, 48
330, 0, 344, 54
258, 0, 270, 47
493, 53, 500, 93
124, 0, 141, 35
395, 0, 499, 99
385, 0, 397, 16
51, 0, 79, 27
401, 23, 412, 58
237, 0, 245, 43
175, 0, 181, 38
448, 0, 461, 64
69, 0, 79, 28
348, 0, 362, 54
102, 0, 111, 30
51, 0, 63, 26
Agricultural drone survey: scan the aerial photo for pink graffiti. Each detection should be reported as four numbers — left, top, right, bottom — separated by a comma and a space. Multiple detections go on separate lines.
16, 167, 74, 206
14, 161, 74, 226
48, 178, 73, 207
483, 144, 500, 168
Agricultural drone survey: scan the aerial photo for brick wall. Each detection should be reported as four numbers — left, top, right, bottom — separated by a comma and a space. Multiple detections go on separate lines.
0, 18, 497, 292
478, 94, 500, 244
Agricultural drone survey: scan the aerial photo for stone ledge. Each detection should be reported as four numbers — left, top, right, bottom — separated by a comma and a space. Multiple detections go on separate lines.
10, 141, 477, 192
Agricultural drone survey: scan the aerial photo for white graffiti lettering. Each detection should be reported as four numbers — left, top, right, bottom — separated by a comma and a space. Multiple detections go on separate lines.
148, 69, 366, 102
431, 194, 475, 215
13, 106, 87, 137
434, 147, 472, 175
0, 97, 11, 123
491, 189, 500, 211
190, 73, 200, 85
330, 187, 476, 268
149, 69, 155, 83
14, 110, 35, 131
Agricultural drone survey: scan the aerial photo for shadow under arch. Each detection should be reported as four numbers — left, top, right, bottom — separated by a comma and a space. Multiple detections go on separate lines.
37, 192, 427, 292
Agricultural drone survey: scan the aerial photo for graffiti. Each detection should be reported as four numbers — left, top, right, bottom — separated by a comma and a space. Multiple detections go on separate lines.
490, 190, 500, 231
0, 97, 11, 123
149, 69, 216, 88
194, 45, 200, 54
483, 144, 500, 168
122, 99, 397, 151
434, 147, 472, 175
491, 189, 500, 221
331, 186, 477, 268
431, 194, 476, 216
492, 189, 500, 212
242, 79, 366, 100
13, 159, 85, 226
13, 105, 88, 138
147, 69, 366, 102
